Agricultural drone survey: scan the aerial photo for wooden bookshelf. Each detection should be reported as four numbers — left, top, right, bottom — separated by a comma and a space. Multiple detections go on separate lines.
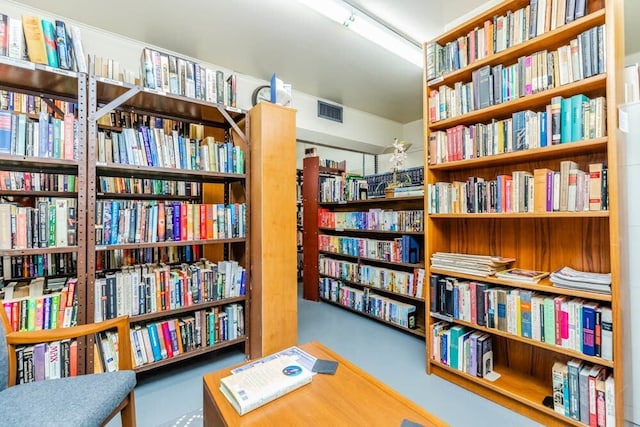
319, 273, 425, 303
423, 0, 624, 425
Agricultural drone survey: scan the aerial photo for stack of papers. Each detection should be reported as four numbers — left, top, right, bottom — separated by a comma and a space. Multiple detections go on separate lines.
430, 252, 515, 277
495, 268, 550, 283
550, 266, 612, 294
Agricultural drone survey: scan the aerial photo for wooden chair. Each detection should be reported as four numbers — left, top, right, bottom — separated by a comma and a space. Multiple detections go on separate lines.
0, 308, 137, 426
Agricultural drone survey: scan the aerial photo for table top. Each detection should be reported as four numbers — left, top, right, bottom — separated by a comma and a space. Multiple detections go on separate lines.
203, 340, 449, 426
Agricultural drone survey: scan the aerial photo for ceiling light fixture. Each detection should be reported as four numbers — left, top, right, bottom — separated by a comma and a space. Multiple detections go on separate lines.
297, 0, 424, 68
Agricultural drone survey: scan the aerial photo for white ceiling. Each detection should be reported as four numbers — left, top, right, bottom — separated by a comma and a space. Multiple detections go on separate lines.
10, 0, 640, 124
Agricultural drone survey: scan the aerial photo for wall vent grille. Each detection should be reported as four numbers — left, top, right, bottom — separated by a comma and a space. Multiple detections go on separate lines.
317, 101, 343, 123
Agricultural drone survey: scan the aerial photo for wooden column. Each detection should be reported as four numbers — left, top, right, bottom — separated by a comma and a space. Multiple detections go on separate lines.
249, 102, 297, 358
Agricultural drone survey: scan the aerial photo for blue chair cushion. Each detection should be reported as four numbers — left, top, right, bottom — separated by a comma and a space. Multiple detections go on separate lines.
0, 370, 136, 427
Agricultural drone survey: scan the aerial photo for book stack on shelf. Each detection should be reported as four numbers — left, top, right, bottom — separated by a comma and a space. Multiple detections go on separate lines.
303, 156, 426, 336
423, 0, 623, 424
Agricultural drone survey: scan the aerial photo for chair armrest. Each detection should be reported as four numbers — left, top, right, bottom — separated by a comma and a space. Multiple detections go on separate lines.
5, 316, 134, 385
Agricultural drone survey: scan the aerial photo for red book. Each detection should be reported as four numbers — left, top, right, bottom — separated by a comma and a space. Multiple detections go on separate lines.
69, 340, 78, 376
160, 321, 173, 358
206, 204, 214, 239
200, 204, 206, 240
157, 202, 165, 242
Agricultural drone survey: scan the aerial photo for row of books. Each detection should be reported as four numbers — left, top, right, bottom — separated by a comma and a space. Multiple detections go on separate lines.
317, 208, 424, 232
0, 14, 86, 72
96, 246, 202, 273
140, 47, 236, 106
0, 91, 77, 116
428, 95, 606, 164
426, 0, 591, 80
426, 162, 608, 214
97, 176, 200, 197
97, 129, 244, 174
552, 360, 614, 425
429, 23, 605, 123
0, 199, 77, 250
2, 277, 78, 332
91, 54, 137, 85
319, 280, 417, 329
94, 259, 246, 321
14, 339, 78, 384
0, 111, 78, 160
97, 110, 193, 132
1, 253, 76, 280
318, 256, 425, 299
128, 304, 245, 369
318, 234, 422, 265
318, 174, 368, 203
431, 274, 612, 359
95, 201, 246, 246
430, 322, 494, 379
363, 167, 424, 199
317, 158, 346, 169
0, 171, 76, 192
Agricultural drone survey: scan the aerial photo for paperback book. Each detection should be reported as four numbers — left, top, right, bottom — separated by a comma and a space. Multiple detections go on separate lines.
220, 354, 313, 415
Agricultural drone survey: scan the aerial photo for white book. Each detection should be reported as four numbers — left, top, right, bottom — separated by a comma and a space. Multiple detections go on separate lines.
601, 306, 613, 361
220, 355, 312, 416
531, 295, 542, 341
55, 199, 69, 247
604, 374, 615, 426
47, 341, 61, 380
8, 17, 24, 59
70, 26, 87, 73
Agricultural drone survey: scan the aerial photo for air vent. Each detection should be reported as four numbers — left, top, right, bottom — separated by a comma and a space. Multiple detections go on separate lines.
317, 101, 343, 123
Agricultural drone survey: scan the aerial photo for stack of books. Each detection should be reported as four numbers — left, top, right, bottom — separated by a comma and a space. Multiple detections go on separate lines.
495, 268, 550, 283
430, 252, 515, 277
550, 266, 612, 294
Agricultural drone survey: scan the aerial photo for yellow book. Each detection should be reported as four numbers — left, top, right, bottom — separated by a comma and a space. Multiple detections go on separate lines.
21, 16, 48, 64
186, 204, 194, 241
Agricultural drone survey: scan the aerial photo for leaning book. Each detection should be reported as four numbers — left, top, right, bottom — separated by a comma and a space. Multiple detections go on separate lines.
219, 355, 313, 415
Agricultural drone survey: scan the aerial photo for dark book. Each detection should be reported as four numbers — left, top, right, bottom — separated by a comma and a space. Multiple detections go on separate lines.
475, 65, 493, 109
216, 70, 224, 104
54, 20, 73, 70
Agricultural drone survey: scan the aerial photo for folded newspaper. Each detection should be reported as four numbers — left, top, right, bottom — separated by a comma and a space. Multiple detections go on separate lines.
550, 266, 612, 294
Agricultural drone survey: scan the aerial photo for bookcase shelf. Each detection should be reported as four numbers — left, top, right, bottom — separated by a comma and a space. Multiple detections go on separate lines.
429, 74, 606, 131
320, 297, 425, 337
423, 0, 624, 424
319, 250, 425, 269
319, 227, 424, 236
319, 195, 424, 206
429, 361, 586, 427
429, 9, 606, 89
431, 312, 614, 367
0, 190, 78, 198
429, 268, 612, 302
133, 336, 248, 374
94, 238, 246, 251
429, 137, 608, 171
0, 154, 78, 173
0, 246, 80, 256
96, 192, 200, 201
95, 163, 246, 182
0, 56, 79, 100
429, 211, 609, 219
320, 273, 425, 303
129, 295, 248, 323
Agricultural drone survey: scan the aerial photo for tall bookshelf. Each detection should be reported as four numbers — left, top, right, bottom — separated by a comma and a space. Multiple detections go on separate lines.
86, 73, 251, 372
423, 0, 624, 425
303, 156, 426, 336
301, 156, 344, 301
0, 57, 88, 373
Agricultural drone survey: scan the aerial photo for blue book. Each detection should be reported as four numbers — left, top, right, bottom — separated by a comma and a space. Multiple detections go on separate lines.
110, 201, 120, 245
41, 20, 59, 68
38, 112, 49, 156
146, 324, 163, 361
539, 111, 547, 147
571, 94, 589, 142
582, 303, 597, 356
172, 203, 181, 241
560, 97, 573, 143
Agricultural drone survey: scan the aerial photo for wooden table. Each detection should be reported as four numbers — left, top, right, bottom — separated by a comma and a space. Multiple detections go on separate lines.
203, 341, 448, 426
